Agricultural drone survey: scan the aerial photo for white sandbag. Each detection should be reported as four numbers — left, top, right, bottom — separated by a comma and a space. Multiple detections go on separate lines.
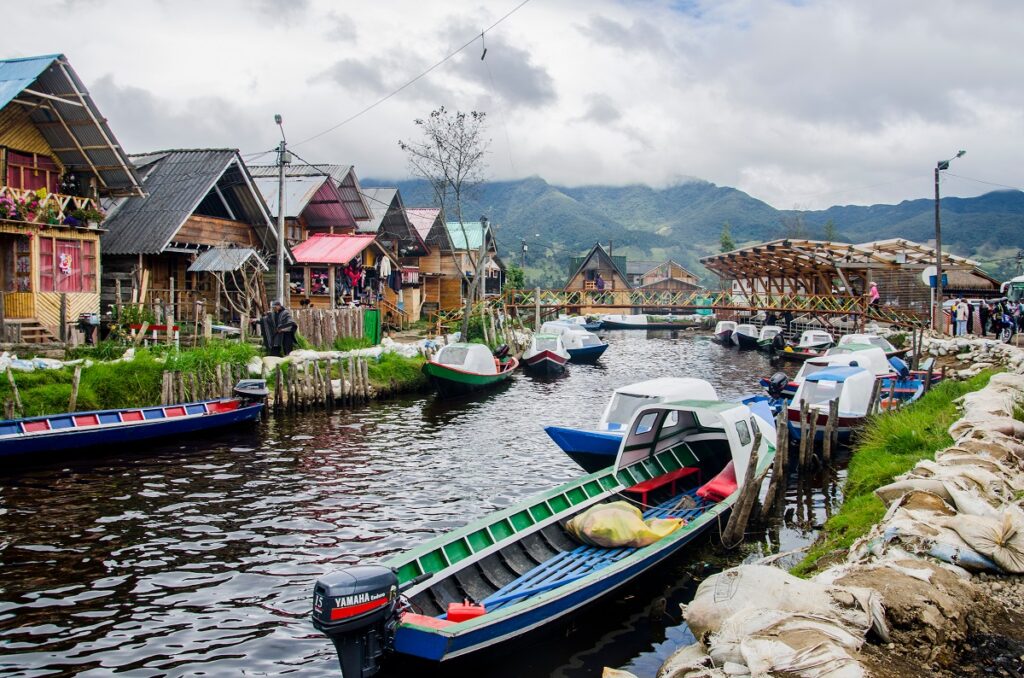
942, 510, 1024, 573
31, 357, 64, 370
943, 483, 1000, 518
874, 478, 952, 507
8, 358, 33, 372
657, 643, 717, 678
683, 565, 887, 641
246, 356, 263, 376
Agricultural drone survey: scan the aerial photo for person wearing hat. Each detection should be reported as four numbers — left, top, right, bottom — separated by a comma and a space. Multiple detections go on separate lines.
868, 281, 880, 307
269, 300, 297, 357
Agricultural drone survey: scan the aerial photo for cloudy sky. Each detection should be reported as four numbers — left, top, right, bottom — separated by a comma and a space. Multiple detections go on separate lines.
8, 0, 1023, 209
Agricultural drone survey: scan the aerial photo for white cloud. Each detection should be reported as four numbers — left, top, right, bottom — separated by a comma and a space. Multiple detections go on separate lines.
4, 0, 1022, 208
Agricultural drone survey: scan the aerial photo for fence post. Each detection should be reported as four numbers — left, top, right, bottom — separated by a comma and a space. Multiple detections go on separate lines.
533, 287, 541, 329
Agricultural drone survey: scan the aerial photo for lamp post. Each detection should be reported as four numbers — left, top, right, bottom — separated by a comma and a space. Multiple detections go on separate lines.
933, 149, 965, 333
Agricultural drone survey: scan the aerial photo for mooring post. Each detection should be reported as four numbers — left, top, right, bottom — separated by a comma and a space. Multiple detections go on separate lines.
798, 401, 810, 468
68, 365, 82, 412
534, 287, 541, 329
822, 397, 839, 465
721, 428, 764, 546
763, 408, 789, 512
8, 368, 24, 416
869, 377, 883, 415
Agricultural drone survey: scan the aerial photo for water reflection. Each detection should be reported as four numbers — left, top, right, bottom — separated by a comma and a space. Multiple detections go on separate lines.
0, 332, 844, 677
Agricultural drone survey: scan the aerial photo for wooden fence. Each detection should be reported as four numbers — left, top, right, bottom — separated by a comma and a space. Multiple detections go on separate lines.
292, 308, 365, 348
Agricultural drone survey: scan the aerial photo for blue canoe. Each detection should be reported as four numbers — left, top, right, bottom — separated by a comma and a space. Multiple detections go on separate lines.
566, 342, 609, 364
0, 397, 264, 459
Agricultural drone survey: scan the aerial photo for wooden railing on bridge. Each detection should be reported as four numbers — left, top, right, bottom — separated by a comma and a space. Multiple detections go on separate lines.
430, 288, 927, 334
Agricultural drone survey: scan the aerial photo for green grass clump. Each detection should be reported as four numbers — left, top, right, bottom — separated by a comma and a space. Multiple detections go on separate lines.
367, 353, 426, 391
792, 370, 995, 577
333, 336, 373, 351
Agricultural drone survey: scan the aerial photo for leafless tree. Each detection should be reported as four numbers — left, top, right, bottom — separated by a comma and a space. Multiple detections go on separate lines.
399, 107, 490, 339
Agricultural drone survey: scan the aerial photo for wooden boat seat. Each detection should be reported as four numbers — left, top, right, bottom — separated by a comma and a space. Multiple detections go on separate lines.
624, 466, 701, 506
472, 490, 713, 614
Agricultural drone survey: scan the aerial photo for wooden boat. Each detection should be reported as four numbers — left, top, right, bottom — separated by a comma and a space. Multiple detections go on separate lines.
731, 323, 758, 349
546, 377, 718, 472
0, 380, 267, 459
523, 334, 570, 376
793, 329, 834, 352
311, 400, 775, 673
422, 343, 518, 397
774, 347, 824, 363
786, 366, 875, 441
756, 325, 784, 352
712, 320, 736, 344
555, 315, 602, 331
561, 330, 608, 364
600, 314, 700, 330
760, 345, 896, 408
838, 333, 910, 359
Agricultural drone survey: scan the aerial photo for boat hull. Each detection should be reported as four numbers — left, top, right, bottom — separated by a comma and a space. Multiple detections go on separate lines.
523, 351, 567, 375
775, 349, 823, 363
712, 330, 733, 344
0, 400, 263, 459
423, 359, 517, 398
566, 343, 608, 364
734, 333, 759, 350
544, 426, 622, 472
786, 407, 862, 441
581, 321, 602, 331
601, 320, 697, 330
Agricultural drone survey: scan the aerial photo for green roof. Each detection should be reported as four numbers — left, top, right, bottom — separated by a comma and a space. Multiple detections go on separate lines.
445, 221, 485, 251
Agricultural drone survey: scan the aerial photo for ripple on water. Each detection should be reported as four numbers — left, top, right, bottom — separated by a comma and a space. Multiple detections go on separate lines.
0, 332, 839, 677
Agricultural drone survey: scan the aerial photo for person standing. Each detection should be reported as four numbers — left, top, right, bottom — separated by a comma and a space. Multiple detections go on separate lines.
868, 282, 880, 307
269, 300, 297, 357
955, 299, 968, 337
966, 299, 975, 335
979, 300, 990, 337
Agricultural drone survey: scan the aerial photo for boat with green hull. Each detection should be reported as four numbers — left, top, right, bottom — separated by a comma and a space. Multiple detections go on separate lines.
422, 342, 518, 398
311, 399, 775, 674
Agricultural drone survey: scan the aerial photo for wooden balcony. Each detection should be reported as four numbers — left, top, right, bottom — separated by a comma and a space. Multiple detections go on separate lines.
0, 185, 104, 229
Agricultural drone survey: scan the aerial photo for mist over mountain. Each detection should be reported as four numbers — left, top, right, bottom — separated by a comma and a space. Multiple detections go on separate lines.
366, 176, 1024, 286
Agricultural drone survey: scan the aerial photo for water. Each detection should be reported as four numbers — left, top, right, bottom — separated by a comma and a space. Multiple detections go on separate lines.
0, 332, 843, 677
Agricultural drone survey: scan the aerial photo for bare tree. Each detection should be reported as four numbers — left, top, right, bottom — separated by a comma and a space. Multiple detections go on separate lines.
399, 107, 490, 339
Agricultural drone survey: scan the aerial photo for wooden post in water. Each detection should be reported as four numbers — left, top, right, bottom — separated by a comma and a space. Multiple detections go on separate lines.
805, 408, 818, 467
869, 377, 883, 415
763, 409, 789, 513
68, 365, 82, 411
797, 401, 811, 468
7, 368, 22, 416
534, 287, 541, 329
361, 358, 370, 402
273, 368, 283, 412
822, 397, 839, 465
721, 428, 765, 547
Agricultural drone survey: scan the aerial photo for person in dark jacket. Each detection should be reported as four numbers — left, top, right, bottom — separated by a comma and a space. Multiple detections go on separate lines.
979, 300, 990, 337
269, 300, 297, 357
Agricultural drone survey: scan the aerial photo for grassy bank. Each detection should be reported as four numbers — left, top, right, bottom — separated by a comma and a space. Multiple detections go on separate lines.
367, 353, 427, 394
0, 342, 260, 417
792, 370, 995, 576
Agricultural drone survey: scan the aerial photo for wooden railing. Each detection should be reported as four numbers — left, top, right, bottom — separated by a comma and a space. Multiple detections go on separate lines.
378, 297, 408, 330
0, 185, 103, 228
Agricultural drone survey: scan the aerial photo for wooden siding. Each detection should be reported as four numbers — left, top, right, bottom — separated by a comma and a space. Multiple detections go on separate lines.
0, 105, 59, 162
641, 262, 698, 286
565, 268, 629, 292
3, 292, 34, 319
175, 215, 258, 248
440, 277, 462, 310
36, 291, 99, 331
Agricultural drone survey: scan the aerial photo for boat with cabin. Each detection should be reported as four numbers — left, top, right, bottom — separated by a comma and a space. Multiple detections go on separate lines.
712, 321, 736, 344
756, 325, 784, 352
731, 323, 758, 349
760, 344, 894, 405
838, 333, 908, 359
311, 399, 775, 674
774, 329, 836, 362
545, 377, 718, 472
0, 380, 267, 460
522, 334, 570, 375
540, 321, 608, 364
422, 343, 519, 398
786, 366, 875, 441
600, 314, 701, 330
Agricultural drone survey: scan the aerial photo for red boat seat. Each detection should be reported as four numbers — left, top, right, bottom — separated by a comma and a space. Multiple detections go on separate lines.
401, 612, 455, 629
207, 400, 241, 413
696, 461, 737, 502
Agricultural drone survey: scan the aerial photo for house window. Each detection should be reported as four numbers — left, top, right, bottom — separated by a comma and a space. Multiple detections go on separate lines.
2, 235, 32, 292
38, 237, 95, 293
5, 150, 60, 193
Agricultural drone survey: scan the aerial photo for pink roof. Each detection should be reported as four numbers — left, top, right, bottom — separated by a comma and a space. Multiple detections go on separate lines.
291, 234, 378, 265
405, 207, 441, 241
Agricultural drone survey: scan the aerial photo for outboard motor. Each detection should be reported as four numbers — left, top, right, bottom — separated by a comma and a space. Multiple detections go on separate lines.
771, 332, 787, 352
493, 344, 510, 360
312, 565, 400, 677
888, 357, 910, 380
767, 372, 789, 399
233, 378, 270, 403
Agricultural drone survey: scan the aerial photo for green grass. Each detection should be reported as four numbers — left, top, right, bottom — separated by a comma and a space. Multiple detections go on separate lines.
791, 370, 995, 577
367, 353, 426, 392
333, 336, 373, 351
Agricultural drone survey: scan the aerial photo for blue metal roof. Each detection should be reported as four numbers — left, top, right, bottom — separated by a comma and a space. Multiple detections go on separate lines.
0, 54, 59, 109
805, 366, 868, 383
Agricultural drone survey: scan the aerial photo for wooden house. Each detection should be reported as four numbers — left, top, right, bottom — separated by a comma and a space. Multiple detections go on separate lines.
564, 243, 630, 292
101, 149, 278, 323
406, 207, 452, 318
444, 220, 505, 309
0, 54, 143, 343
637, 260, 701, 291
361, 187, 429, 321
289, 233, 398, 313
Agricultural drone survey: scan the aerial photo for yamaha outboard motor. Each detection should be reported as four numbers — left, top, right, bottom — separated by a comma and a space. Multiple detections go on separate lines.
233, 378, 270, 403
312, 565, 400, 677
888, 357, 910, 380
767, 372, 789, 399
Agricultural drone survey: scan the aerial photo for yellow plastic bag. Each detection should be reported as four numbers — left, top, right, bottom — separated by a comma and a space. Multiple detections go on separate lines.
566, 501, 684, 548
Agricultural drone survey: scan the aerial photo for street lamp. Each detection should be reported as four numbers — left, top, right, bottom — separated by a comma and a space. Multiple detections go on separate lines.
933, 149, 965, 332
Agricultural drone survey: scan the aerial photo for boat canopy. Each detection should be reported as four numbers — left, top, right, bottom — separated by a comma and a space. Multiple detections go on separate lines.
532, 334, 566, 353
434, 342, 497, 375
540, 321, 578, 336
794, 366, 875, 415
797, 330, 834, 348
714, 320, 737, 334
758, 325, 783, 341
562, 330, 603, 350
839, 333, 897, 353
734, 323, 757, 337
824, 344, 891, 376
613, 399, 767, 484
601, 314, 647, 325
600, 378, 717, 430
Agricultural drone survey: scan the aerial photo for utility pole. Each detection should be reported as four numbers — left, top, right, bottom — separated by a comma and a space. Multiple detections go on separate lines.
275, 114, 289, 306
1016, 250, 1022, 276
521, 238, 527, 269
933, 150, 965, 333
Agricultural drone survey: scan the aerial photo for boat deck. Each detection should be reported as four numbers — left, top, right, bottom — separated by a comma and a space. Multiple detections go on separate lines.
467, 490, 714, 614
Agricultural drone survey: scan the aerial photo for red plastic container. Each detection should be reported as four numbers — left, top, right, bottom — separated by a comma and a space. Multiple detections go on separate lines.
446, 600, 486, 622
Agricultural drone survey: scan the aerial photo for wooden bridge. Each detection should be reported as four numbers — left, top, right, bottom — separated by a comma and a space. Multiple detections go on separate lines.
431, 288, 928, 334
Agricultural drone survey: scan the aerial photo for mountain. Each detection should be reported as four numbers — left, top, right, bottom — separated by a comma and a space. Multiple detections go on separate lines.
364, 176, 1024, 286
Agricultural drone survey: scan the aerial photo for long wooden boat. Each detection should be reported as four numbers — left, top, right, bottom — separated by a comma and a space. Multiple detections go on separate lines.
423, 342, 518, 398
0, 380, 267, 459
312, 399, 774, 674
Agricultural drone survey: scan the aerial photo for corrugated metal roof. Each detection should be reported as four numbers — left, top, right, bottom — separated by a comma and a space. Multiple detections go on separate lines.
360, 187, 396, 233
445, 221, 488, 251
248, 163, 371, 220
361, 187, 428, 255
406, 207, 441, 241
0, 54, 142, 196
102, 149, 274, 255
251, 174, 355, 229
188, 247, 268, 272
291, 233, 378, 265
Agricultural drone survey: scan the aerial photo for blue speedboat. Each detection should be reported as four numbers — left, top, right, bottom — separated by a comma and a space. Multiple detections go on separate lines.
540, 321, 609, 364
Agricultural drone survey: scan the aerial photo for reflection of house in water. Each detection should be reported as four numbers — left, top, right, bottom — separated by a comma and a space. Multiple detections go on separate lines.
0, 54, 143, 342
102, 149, 278, 322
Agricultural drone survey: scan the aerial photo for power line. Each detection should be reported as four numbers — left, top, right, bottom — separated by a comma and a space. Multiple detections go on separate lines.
944, 172, 1024, 193
292, 0, 534, 148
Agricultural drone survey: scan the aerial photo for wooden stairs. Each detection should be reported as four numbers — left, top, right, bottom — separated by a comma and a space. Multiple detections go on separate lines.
3, 319, 60, 344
